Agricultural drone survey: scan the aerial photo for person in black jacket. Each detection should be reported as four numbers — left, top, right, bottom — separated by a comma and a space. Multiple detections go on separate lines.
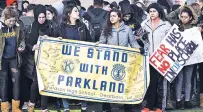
59, 4, 92, 112
46, 6, 60, 37
82, 0, 108, 42
119, 1, 144, 48
22, 5, 59, 112
59, 4, 92, 42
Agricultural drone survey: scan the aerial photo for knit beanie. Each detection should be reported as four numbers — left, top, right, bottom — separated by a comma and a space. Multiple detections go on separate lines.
6, 0, 17, 6
94, 0, 103, 4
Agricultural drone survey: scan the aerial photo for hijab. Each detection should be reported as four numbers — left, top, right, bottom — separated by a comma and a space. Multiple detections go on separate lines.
29, 4, 49, 46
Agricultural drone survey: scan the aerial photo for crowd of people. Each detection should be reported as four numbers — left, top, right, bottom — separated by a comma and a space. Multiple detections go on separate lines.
1, 0, 203, 112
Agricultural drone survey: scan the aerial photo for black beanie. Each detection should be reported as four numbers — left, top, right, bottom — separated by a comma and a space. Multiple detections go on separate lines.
147, 3, 166, 20
119, 0, 131, 15
110, 1, 119, 9
34, 5, 46, 22
94, 0, 103, 4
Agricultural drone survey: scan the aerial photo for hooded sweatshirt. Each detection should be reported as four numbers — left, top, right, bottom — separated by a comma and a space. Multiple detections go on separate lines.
0, 21, 17, 59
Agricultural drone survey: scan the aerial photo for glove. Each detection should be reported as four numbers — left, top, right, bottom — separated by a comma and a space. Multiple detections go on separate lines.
139, 47, 145, 55
142, 32, 149, 40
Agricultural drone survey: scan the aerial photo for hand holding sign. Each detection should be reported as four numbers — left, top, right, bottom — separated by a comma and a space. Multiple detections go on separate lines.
149, 24, 199, 83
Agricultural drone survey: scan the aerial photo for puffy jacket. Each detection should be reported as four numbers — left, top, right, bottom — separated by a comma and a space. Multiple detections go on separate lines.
99, 22, 140, 48
167, 6, 198, 26
0, 22, 25, 70
142, 19, 172, 56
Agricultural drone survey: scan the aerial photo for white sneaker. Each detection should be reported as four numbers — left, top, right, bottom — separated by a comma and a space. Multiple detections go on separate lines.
64, 109, 70, 112
22, 102, 28, 110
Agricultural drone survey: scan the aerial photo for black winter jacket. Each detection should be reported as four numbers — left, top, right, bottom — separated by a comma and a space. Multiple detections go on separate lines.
22, 20, 59, 80
59, 22, 92, 42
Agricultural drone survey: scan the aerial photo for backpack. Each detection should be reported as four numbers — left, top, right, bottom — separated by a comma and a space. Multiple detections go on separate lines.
87, 10, 107, 42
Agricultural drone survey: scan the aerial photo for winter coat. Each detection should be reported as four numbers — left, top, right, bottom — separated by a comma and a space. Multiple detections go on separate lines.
167, 6, 198, 26
19, 16, 35, 29
99, 22, 140, 48
142, 19, 172, 56
81, 18, 95, 41
0, 22, 25, 70
59, 22, 92, 42
22, 21, 59, 79
83, 8, 108, 22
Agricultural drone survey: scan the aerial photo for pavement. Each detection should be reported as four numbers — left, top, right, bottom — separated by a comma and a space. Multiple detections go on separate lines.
32, 106, 203, 112
30, 102, 203, 112
33, 109, 203, 112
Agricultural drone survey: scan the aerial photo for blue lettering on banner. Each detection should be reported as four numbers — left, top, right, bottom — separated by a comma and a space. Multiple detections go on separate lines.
100, 81, 107, 91
80, 63, 88, 72
93, 80, 98, 90
96, 49, 102, 59
57, 75, 125, 93
109, 82, 116, 92
104, 51, 110, 60
75, 78, 82, 88
122, 53, 128, 62
62, 45, 80, 56
58, 75, 64, 85
113, 52, 119, 62
95, 65, 101, 74
118, 83, 125, 93
62, 45, 72, 55
80, 63, 108, 75
84, 79, 91, 89
87, 48, 128, 63
66, 76, 73, 86
74, 46, 80, 56
87, 48, 94, 58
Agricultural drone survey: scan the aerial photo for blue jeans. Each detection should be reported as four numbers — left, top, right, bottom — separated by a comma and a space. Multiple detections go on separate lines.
62, 99, 87, 109
176, 65, 194, 101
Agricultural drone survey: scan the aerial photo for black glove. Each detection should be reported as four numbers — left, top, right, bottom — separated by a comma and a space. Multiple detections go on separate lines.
142, 32, 149, 40
139, 47, 145, 55
137, 39, 144, 48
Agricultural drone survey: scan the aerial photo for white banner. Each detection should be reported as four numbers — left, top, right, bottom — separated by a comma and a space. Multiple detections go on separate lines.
184, 27, 203, 66
149, 24, 199, 83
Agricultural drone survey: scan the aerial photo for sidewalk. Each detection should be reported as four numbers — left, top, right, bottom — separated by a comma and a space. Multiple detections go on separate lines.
32, 103, 203, 112
33, 108, 203, 112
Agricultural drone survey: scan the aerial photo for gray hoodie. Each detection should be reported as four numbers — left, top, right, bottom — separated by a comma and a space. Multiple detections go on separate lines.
99, 22, 140, 49
142, 19, 172, 56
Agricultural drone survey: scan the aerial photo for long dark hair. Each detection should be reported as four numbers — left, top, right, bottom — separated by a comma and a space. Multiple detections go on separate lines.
180, 7, 194, 24
62, 4, 80, 25
178, 6, 195, 31
103, 9, 122, 38
46, 6, 59, 23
